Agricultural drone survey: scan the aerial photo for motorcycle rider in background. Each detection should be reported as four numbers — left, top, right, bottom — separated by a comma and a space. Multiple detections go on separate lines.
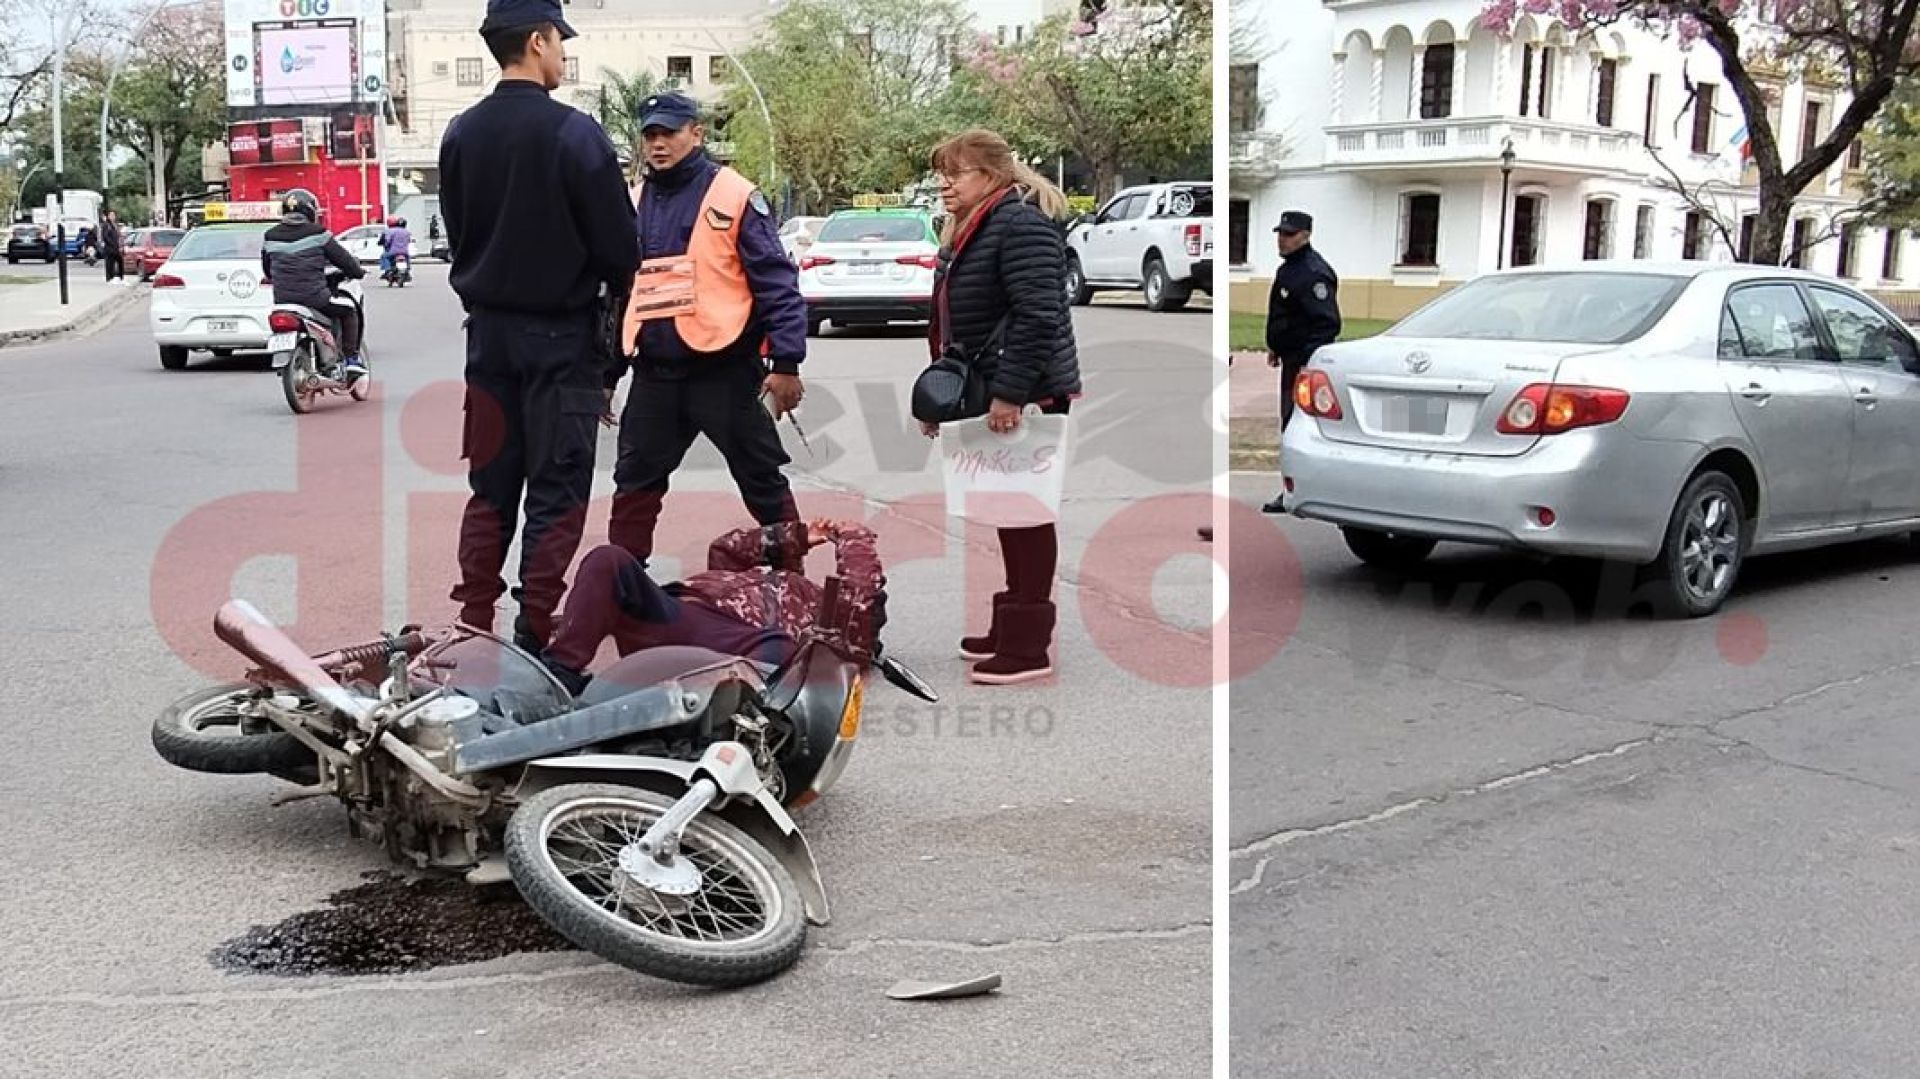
382, 217, 413, 276
263, 191, 368, 379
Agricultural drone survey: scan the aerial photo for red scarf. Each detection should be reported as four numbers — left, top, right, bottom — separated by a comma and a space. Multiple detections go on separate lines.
927, 187, 1013, 361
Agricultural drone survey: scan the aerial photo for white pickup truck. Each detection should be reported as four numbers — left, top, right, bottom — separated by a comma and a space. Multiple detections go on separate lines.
1063, 181, 1212, 312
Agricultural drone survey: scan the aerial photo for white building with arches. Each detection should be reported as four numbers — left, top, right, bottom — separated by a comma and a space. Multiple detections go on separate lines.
1228, 0, 1920, 320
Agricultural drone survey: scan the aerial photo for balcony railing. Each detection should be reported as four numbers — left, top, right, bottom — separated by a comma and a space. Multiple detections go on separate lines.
1325, 116, 1644, 174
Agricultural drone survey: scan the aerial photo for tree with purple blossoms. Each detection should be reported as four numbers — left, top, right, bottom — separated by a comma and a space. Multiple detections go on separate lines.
1483, 0, 1920, 264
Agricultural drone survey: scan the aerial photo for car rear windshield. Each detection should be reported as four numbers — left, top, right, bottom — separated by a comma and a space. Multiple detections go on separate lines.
818, 215, 928, 243
171, 226, 269, 261
11, 225, 40, 238
151, 229, 184, 245
1388, 272, 1690, 344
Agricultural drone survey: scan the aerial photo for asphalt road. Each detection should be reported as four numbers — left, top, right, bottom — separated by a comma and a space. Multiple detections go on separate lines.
0, 266, 1214, 1078
1228, 471, 1920, 1077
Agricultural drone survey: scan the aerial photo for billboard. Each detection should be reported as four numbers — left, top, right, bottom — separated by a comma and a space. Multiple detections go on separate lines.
225, 0, 387, 110
228, 119, 309, 166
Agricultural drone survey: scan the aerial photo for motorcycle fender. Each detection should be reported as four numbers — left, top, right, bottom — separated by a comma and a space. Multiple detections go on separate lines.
270, 351, 291, 370
521, 755, 831, 926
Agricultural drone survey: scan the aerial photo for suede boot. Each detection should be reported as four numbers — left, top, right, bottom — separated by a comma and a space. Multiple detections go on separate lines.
970, 601, 1056, 685
959, 591, 1016, 661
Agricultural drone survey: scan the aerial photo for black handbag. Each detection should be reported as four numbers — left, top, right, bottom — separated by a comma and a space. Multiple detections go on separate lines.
913, 312, 1009, 424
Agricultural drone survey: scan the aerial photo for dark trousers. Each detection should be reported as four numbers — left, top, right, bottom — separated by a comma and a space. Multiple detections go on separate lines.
996, 397, 1071, 603
608, 355, 799, 565
1279, 356, 1304, 430
545, 544, 795, 674
452, 307, 604, 641
103, 253, 123, 282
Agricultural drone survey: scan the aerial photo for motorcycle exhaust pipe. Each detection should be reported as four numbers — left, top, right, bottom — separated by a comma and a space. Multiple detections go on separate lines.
214, 600, 371, 726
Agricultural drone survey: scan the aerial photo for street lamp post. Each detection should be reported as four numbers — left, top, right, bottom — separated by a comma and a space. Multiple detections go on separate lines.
13, 160, 45, 223
101, 0, 179, 227
1497, 138, 1516, 271
703, 31, 778, 214
49, 5, 79, 305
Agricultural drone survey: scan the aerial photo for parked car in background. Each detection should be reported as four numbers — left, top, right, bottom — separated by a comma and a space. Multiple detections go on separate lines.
148, 221, 277, 370
1282, 262, 1920, 617
124, 228, 185, 281
796, 208, 939, 335
335, 223, 420, 263
778, 216, 828, 264
1064, 181, 1212, 312
58, 218, 100, 261
6, 223, 55, 263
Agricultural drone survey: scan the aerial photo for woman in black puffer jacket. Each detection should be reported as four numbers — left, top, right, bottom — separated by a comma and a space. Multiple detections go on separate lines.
921, 128, 1082, 685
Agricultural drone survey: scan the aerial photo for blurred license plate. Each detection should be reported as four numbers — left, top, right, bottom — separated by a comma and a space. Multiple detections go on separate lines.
208, 320, 238, 334
849, 262, 882, 276
268, 332, 296, 352
1382, 395, 1449, 435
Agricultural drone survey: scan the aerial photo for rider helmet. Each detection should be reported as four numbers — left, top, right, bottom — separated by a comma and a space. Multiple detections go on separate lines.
281, 191, 319, 223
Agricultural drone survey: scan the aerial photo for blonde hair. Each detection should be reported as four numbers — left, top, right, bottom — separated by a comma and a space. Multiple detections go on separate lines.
930, 128, 1068, 244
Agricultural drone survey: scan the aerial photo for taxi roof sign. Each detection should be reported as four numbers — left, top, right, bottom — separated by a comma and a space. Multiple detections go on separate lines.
851, 193, 907, 208
202, 201, 281, 222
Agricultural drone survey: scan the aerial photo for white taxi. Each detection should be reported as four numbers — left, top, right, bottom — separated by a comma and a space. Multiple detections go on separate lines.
149, 222, 276, 370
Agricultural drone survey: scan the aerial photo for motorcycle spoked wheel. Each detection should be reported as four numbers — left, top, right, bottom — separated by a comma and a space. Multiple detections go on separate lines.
505, 783, 807, 988
151, 682, 314, 775
280, 341, 318, 415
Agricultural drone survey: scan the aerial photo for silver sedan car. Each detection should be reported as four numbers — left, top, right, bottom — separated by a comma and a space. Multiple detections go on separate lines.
1281, 262, 1920, 616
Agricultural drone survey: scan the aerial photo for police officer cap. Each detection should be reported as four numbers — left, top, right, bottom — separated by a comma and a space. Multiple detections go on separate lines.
1274, 211, 1314, 234
638, 92, 700, 133
479, 0, 576, 41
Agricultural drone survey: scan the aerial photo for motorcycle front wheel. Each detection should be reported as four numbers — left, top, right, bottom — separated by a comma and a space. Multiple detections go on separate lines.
151, 682, 312, 775
505, 783, 807, 988
280, 342, 316, 415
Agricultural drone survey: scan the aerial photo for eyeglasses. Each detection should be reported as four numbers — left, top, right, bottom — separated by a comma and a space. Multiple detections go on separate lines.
936, 167, 983, 185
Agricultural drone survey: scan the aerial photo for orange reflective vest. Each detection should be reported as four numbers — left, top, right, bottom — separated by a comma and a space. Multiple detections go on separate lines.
621, 166, 758, 356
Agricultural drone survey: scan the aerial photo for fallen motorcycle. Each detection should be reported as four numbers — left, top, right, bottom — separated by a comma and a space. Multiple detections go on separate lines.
268, 270, 369, 415
151, 582, 934, 988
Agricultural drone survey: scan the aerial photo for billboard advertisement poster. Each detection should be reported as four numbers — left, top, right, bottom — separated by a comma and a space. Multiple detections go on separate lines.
225, 0, 386, 110
228, 120, 309, 166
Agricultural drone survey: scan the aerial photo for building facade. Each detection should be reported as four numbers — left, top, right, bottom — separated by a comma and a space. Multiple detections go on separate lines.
1230, 0, 1920, 318
380, 0, 769, 224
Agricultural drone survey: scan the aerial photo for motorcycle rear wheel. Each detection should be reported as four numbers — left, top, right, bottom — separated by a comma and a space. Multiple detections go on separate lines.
281, 343, 316, 415
505, 783, 807, 988
151, 683, 313, 775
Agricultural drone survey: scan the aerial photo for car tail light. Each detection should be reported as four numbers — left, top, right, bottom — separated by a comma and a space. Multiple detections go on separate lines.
1293, 370, 1343, 420
268, 311, 304, 333
799, 255, 835, 271
1496, 384, 1631, 435
1184, 224, 1203, 257
895, 254, 939, 269
151, 274, 185, 289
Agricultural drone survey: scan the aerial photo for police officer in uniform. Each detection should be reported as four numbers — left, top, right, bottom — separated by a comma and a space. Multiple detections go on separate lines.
1263, 210, 1341, 514
607, 91, 807, 565
438, 0, 640, 651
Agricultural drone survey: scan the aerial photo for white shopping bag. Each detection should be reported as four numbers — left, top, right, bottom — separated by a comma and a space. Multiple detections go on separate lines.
940, 413, 1072, 527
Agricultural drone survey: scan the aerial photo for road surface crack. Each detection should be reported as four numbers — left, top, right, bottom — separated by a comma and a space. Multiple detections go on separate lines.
1228, 737, 1654, 897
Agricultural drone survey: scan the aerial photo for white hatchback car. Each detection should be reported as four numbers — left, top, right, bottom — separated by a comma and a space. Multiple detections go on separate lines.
796, 209, 938, 335
149, 222, 277, 370
778, 216, 827, 263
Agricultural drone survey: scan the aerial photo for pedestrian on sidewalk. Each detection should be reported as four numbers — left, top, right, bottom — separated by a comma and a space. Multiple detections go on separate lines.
1262, 210, 1340, 514
438, 0, 640, 654
605, 90, 807, 568
919, 128, 1082, 686
100, 211, 125, 284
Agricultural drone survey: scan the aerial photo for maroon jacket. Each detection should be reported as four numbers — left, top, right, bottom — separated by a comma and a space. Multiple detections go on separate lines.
679, 520, 886, 654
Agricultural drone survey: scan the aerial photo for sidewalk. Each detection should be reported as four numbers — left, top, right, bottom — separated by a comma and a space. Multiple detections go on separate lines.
1228, 351, 1279, 471
0, 276, 147, 350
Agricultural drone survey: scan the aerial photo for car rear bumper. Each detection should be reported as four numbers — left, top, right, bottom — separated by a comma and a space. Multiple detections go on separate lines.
805, 296, 931, 323
1281, 420, 1695, 563
150, 308, 274, 350
1189, 259, 1212, 292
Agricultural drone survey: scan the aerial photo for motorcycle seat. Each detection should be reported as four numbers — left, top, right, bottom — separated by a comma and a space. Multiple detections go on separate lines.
576, 645, 775, 707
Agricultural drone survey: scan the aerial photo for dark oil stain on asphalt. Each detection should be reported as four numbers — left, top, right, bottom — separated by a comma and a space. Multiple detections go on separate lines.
210, 871, 575, 976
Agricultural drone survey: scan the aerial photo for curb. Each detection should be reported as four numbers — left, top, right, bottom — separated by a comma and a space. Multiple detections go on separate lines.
0, 284, 148, 351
